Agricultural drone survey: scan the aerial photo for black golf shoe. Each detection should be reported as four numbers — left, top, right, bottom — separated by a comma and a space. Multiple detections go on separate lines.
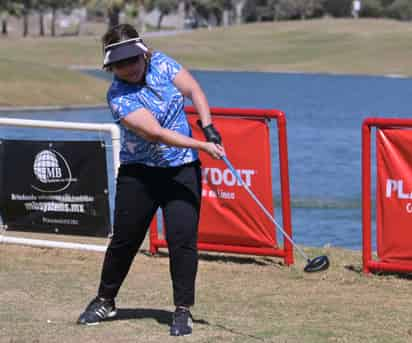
170, 307, 193, 336
77, 297, 117, 325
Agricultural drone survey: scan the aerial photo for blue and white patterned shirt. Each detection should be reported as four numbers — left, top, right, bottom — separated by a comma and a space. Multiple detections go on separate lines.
107, 51, 198, 167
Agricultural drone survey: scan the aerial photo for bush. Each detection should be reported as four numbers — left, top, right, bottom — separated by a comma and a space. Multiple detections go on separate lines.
243, 0, 269, 22
274, 0, 323, 20
385, 0, 412, 20
360, 0, 384, 17
323, 0, 353, 17
380, 0, 396, 6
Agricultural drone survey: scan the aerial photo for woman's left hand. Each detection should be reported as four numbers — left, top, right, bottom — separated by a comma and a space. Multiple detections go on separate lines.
201, 142, 225, 160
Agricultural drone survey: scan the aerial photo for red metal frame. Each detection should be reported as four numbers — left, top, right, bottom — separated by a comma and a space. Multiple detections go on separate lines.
362, 118, 412, 273
149, 106, 294, 266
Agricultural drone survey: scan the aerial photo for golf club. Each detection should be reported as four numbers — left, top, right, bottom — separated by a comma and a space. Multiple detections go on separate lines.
221, 155, 329, 273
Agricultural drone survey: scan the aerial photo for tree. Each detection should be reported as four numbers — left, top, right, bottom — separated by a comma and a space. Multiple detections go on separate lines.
0, 0, 18, 35
176, 0, 184, 29
221, 0, 230, 26
40, 0, 81, 36
380, 0, 396, 6
275, 0, 323, 20
107, 0, 121, 27
232, 0, 246, 24
86, 0, 125, 29
153, 0, 178, 29
386, 0, 412, 20
1, 11, 6, 35
136, 0, 146, 32
359, 0, 384, 17
15, 0, 33, 36
191, 0, 225, 26
322, 0, 352, 17
36, 0, 49, 36
242, 0, 267, 22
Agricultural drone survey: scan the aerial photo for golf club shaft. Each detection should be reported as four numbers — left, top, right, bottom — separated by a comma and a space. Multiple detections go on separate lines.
222, 156, 310, 262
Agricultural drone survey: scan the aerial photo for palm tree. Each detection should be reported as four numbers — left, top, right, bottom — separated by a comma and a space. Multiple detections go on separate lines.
42, 0, 81, 36
176, 0, 184, 29
232, 0, 246, 24
37, 0, 49, 36
191, 0, 224, 26
0, 0, 14, 35
17, 0, 33, 36
154, 0, 178, 29
86, 0, 125, 28
136, 0, 146, 32
107, 0, 122, 27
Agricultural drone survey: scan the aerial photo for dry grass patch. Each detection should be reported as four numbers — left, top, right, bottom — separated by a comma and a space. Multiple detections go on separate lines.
1, 238, 412, 343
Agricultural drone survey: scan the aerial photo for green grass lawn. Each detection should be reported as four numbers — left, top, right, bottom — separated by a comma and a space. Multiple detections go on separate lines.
1, 18, 412, 107
151, 18, 412, 77
0, 35, 108, 107
0, 58, 107, 107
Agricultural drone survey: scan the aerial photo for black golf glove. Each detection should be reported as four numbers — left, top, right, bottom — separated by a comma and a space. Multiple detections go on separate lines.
197, 120, 222, 144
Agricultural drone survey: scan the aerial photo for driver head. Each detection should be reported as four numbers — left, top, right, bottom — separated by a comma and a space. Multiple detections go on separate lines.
304, 255, 330, 273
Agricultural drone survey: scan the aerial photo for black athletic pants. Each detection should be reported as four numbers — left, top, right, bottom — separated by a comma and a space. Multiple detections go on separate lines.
98, 160, 202, 307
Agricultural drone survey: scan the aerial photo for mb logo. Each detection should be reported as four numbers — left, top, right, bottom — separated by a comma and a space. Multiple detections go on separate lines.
32, 150, 77, 193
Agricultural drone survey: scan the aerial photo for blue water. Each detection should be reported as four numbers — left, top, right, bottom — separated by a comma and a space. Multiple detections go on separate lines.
2, 70, 412, 250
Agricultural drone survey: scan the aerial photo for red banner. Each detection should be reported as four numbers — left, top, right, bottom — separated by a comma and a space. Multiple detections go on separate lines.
188, 115, 277, 248
377, 129, 412, 264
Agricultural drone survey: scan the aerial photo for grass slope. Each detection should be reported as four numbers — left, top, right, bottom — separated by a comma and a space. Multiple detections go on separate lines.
1, 19, 412, 107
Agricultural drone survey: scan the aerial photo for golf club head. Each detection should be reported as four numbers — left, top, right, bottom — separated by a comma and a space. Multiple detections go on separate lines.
304, 255, 330, 273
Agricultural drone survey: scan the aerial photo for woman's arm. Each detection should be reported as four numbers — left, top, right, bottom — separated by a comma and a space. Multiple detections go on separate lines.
121, 108, 224, 159
173, 68, 212, 127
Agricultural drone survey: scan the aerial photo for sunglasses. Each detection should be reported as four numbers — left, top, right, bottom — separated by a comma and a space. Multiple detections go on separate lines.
112, 55, 144, 69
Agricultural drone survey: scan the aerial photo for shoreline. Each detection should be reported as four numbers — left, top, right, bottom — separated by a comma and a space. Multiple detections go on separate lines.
0, 103, 107, 112
1, 69, 410, 112
73, 64, 412, 79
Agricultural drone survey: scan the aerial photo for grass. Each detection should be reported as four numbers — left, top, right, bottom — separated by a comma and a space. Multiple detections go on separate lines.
0, 35, 107, 107
151, 18, 412, 76
0, 58, 107, 107
1, 18, 412, 107
2, 231, 412, 343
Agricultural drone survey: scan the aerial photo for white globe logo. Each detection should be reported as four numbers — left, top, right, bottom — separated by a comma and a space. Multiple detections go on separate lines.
33, 150, 59, 183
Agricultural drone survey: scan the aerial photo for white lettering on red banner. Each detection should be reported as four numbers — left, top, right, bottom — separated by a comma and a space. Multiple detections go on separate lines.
377, 129, 412, 264
385, 179, 412, 213
385, 179, 412, 199
202, 167, 256, 187
187, 115, 277, 248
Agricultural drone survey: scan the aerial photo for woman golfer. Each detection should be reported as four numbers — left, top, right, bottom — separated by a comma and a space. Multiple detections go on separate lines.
77, 24, 225, 336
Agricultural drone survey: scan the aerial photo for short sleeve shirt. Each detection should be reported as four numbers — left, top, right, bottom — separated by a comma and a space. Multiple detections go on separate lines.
107, 51, 198, 167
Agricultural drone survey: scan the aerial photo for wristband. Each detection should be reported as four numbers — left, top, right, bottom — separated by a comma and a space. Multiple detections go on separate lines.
197, 120, 222, 144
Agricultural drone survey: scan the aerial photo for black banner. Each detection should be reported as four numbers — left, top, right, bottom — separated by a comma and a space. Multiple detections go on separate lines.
0, 140, 111, 237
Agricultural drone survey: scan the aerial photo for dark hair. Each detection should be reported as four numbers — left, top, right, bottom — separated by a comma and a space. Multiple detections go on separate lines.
102, 24, 139, 47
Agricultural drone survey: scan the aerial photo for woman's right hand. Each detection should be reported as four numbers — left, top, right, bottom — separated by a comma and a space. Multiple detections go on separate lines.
201, 142, 225, 160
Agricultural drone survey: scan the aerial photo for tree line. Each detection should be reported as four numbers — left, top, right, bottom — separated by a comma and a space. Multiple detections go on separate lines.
1, 0, 411, 37
243, 0, 412, 21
